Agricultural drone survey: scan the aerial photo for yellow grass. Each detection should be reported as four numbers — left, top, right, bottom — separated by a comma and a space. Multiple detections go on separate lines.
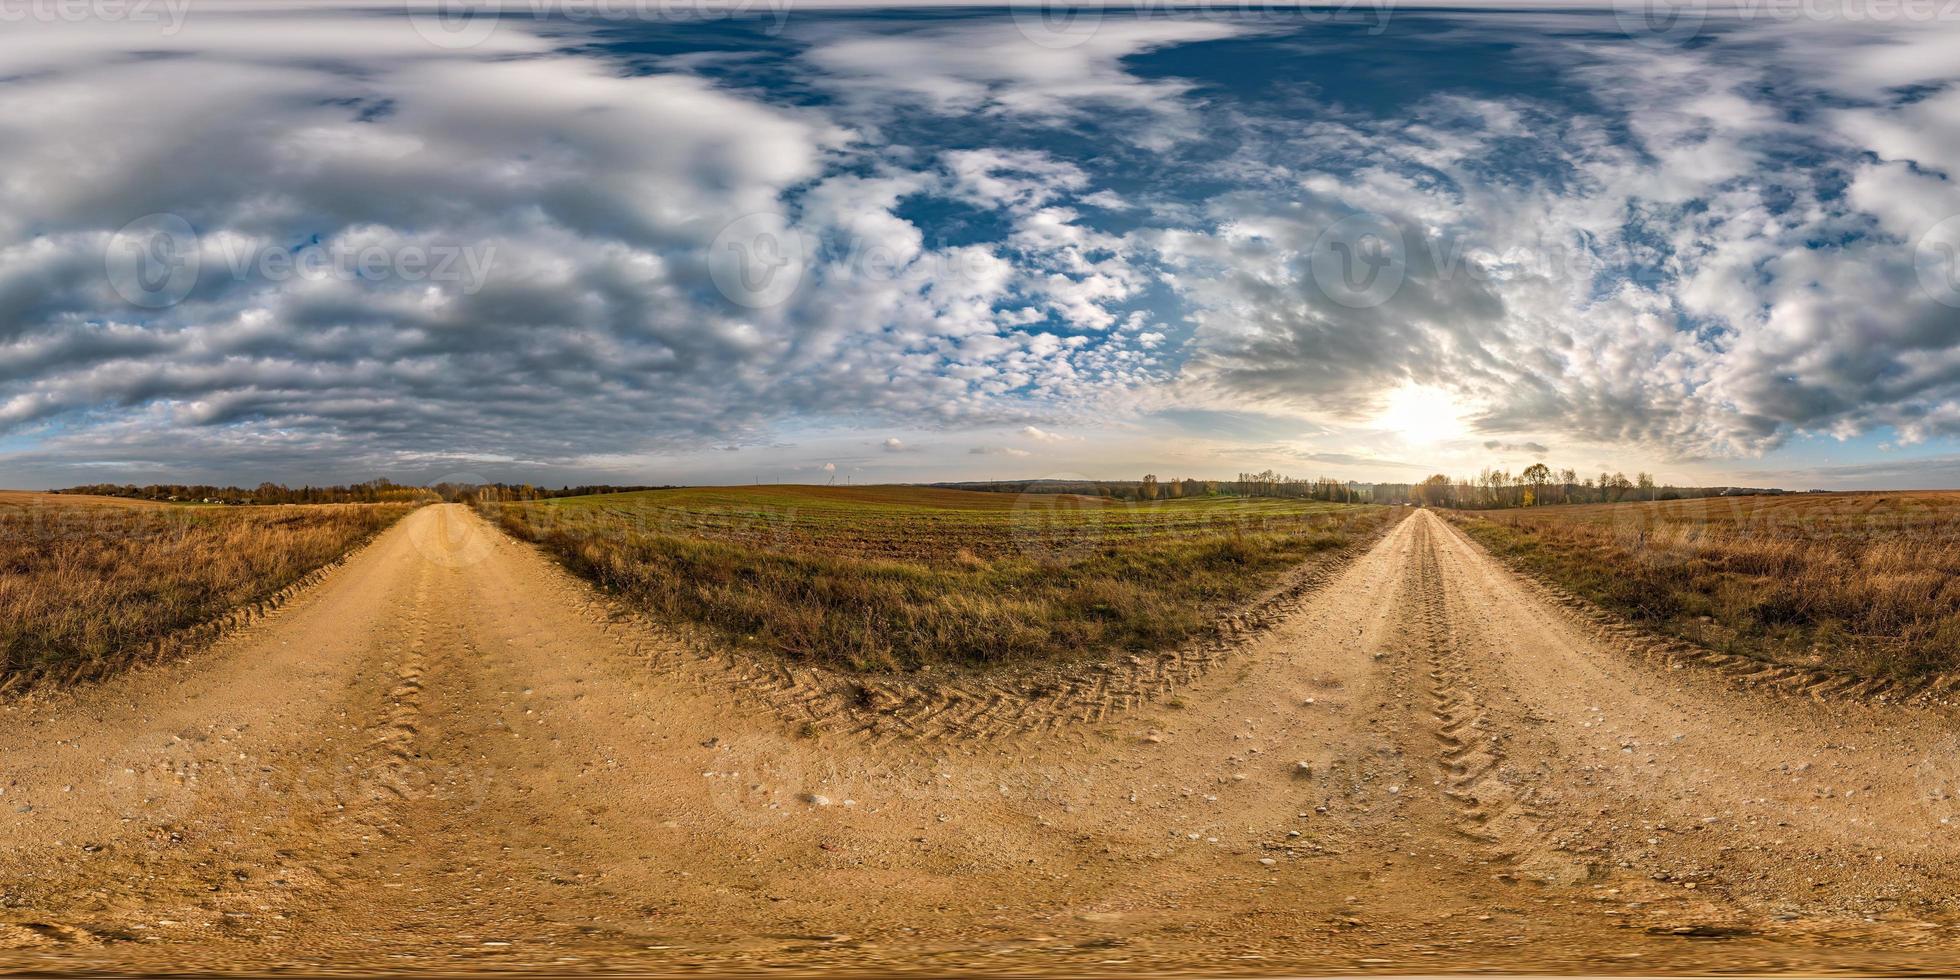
483, 485, 1396, 671
1446, 492, 1960, 682
1, 493, 416, 690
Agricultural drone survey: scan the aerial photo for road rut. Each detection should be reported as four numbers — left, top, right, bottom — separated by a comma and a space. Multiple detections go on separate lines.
3, 505, 1957, 974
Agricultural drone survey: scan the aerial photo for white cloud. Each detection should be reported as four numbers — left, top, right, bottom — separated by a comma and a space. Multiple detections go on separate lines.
801, 18, 1245, 147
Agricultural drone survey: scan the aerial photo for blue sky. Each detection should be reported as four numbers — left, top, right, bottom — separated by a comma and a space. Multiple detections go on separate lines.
2, 2, 1959, 489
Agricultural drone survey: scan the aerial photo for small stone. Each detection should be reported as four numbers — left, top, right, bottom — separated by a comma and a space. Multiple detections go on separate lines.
1295, 762, 1313, 778
1258, 858, 1277, 866
802, 793, 832, 807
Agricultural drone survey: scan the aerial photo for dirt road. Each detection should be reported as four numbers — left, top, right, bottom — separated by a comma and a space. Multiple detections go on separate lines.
3, 505, 1958, 975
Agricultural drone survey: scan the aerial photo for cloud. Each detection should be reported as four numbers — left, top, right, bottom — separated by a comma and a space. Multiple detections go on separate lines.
800, 19, 1246, 147
3, 10, 1958, 487
1155, 17, 1960, 459
881, 436, 915, 452
0, 8, 1177, 482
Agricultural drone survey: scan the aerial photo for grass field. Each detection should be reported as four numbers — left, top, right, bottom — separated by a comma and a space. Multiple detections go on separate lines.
481, 485, 1395, 671
1445, 492, 1960, 682
0, 492, 417, 691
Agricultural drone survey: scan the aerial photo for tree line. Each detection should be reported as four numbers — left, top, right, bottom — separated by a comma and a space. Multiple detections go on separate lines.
943, 467, 1785, 508
56, 481, 672, 505
1375, 464, 1781, 508
456, 483, 673, 502
56, 479, 435, 505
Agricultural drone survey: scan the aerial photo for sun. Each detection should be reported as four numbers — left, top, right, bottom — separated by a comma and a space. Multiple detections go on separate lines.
1374, 384, 1468, 444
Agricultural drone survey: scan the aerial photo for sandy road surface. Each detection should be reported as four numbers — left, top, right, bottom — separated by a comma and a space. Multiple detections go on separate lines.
3, 505, 1958, 975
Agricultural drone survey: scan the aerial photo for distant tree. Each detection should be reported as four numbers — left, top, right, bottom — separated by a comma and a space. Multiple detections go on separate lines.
1520, 463, 1552, 506
1416, 473, 1454, 507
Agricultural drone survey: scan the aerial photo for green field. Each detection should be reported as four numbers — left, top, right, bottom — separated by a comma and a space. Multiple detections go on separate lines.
481, 486, 1394, 671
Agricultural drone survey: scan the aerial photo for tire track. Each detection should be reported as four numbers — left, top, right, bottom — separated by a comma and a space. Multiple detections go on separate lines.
1411, 516, 1593, 887
527, 520, 1403, 746
363, 570, 431, 812
10, 504, 1960, 975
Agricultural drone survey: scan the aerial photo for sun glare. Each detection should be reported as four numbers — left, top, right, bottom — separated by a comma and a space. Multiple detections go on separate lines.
1375, 384, 1467, 444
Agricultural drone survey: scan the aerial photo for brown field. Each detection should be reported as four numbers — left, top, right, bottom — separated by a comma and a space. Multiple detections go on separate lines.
0, 492, 418, 691
1444, 490, 1960, 682
480, 485, 1396, 671
0, 488, 171, 508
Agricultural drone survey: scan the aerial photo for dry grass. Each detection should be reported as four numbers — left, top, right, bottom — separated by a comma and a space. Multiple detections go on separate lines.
482, 485, 1395, 671
1, 493, 416, 690
1445, 492, 1960, 682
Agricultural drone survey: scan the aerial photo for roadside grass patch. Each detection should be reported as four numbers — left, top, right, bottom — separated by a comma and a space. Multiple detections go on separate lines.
482, 486, 1394, 671
1445, 492, 1960, 683
1, 493, 417, 690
